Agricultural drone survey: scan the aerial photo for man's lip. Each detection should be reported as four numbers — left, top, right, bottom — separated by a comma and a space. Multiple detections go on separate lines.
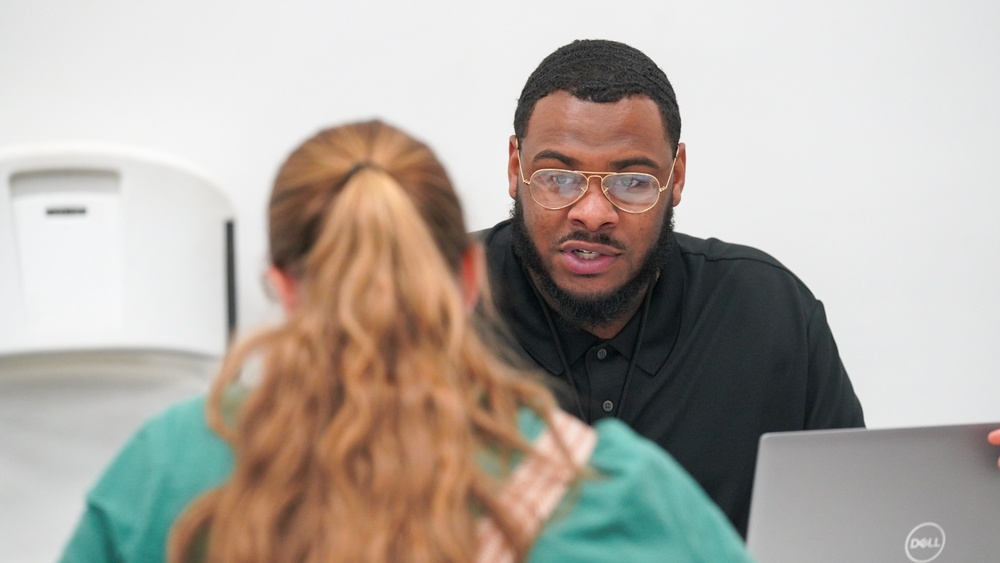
559, 242, 622, 256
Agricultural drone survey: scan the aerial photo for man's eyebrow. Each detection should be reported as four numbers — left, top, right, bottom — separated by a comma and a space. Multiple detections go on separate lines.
609, 156, 661, 170
532, 150, 661, 171
532, 149, 577, 168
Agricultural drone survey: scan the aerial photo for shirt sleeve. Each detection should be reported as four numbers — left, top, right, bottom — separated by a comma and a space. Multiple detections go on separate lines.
57, 397, 232, 563
58, 416, 163, 563
58, 501, 123, 563
805, 300, 865, 429
528, 418, 756, 562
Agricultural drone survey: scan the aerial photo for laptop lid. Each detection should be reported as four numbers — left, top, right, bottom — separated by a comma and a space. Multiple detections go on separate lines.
746, 422, 1000, 563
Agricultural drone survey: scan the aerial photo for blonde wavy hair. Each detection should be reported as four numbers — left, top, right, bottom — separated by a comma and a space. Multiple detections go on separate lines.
168, 120, 566, 562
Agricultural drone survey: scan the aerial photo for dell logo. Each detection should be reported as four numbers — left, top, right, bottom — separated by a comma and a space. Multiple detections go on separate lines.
905, 522, 946, 563
910, 537, 942, 549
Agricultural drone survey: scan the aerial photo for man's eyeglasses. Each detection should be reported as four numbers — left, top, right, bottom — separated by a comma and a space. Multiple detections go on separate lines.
517, 150, 677, 214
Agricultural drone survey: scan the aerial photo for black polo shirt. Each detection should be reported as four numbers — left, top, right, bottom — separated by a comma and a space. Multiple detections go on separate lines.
481, 219, 865, 538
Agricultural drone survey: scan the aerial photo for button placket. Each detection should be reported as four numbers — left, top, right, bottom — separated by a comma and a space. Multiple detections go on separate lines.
586, 345, 622, 418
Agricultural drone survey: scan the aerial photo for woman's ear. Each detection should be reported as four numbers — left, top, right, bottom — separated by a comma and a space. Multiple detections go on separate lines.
266, 265, 300, 314
460, 243, 486, 310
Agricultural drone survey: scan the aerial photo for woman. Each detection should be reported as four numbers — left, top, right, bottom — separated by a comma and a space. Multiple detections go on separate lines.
59, 120, 752, 562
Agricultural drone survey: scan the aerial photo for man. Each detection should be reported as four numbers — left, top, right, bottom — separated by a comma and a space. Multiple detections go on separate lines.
480, 39, 865, 538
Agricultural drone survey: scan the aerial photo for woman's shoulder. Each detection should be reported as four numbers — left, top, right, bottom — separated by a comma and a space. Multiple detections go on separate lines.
89, 393, 233, 505
516, 409, 687, 479
59, 394, 234, 563
527, 413, 755, 562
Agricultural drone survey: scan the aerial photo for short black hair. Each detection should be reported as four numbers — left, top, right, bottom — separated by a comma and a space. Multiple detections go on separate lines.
513, 39, 681, 153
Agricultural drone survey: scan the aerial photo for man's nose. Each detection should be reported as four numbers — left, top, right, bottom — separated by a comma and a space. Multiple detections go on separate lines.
565, 176, 619, 232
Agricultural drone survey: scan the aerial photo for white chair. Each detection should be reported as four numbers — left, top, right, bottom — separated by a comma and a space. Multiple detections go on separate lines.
0, 143, 235, 562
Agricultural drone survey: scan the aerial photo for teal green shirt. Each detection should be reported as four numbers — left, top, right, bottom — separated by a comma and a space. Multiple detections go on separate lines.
60, 396, 753, 562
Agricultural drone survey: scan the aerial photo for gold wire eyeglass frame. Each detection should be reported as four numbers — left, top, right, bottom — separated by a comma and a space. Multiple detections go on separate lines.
516, 149, 676, 214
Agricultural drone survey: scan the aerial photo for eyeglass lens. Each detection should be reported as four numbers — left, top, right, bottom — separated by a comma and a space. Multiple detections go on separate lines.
529, 170, 661, 212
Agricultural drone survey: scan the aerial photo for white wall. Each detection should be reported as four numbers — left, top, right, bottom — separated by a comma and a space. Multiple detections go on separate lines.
2, 0, 998, 432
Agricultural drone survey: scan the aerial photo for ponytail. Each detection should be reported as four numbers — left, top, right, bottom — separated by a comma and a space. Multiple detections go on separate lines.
169, 121, 566, 563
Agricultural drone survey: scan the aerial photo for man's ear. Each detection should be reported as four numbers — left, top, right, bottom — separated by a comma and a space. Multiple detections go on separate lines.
508, 135, 520, 200
460, 243, 486, 310
671, 142, 687, 207
266, 265, 299, 314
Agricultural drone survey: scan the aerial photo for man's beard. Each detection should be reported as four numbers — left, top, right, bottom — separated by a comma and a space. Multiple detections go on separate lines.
510, 193, 674, 331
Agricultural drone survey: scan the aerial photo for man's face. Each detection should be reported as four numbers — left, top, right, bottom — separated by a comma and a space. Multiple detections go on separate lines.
507, 91, 686, 327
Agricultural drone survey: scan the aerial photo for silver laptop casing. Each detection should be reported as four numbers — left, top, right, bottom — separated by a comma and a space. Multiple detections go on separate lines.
746, 422, 1000, 563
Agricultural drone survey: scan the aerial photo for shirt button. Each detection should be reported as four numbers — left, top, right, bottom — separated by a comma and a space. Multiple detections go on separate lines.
596, 348, 607, 360
602, 400, 614, 412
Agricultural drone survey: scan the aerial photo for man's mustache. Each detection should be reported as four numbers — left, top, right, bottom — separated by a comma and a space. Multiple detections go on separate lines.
558, 231, 627, 252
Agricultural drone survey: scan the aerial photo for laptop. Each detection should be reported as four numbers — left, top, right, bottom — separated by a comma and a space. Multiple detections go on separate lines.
746, 422, 1000, 563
